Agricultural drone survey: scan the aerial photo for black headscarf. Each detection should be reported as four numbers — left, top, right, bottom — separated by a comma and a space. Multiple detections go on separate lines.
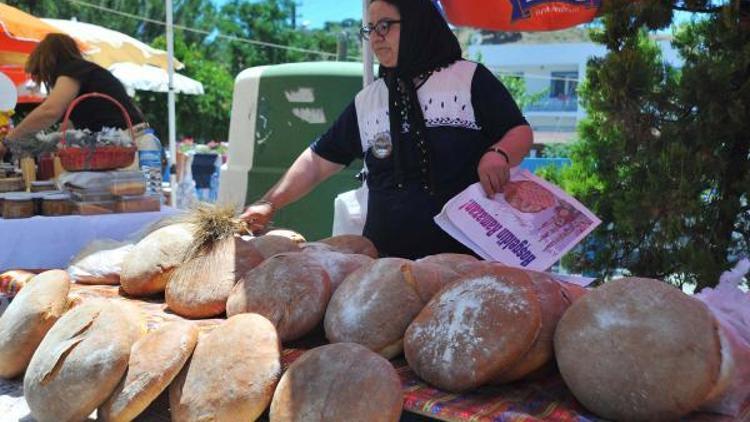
375, 0, 462, 192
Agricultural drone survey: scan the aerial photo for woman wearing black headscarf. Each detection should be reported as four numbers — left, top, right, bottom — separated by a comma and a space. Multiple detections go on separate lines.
241, 0, 533, 259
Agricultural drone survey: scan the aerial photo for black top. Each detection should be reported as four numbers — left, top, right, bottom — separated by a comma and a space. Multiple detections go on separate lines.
53, 59, 144, 131
311, 62, 528, 259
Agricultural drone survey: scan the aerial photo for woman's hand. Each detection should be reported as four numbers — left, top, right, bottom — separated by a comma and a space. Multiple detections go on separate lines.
239, 201, 275, 234
477, 150, 511, 197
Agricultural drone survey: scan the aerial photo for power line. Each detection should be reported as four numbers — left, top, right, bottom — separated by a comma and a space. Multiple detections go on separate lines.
64, 0, 347, 59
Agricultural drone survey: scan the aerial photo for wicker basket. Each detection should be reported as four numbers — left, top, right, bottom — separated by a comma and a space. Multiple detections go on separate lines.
57, 93, 137, 172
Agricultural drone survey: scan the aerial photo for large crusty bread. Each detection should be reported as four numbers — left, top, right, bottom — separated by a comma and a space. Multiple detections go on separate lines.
317, 234, 378, 258
270, 343, 403, 422
24, 299, 144, 422
404, 268, 542, 392
169, 314, 281, 422
166, 237, 265, 318
0, 270, 71, 378
99, 321, 199, 422
554, 277, 724, 421
226, 253, 331, 342
121, 223, 195, 296
324, 258, 458, 359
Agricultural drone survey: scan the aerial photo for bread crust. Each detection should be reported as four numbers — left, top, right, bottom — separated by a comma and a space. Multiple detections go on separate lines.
0, 270, 71, 378
404, 268, 542, 392
226, 253, 332, 342
554, 277, 723, 421
99, 321, 199, 422
169, 314, 281, 422
270, 343, 403, 422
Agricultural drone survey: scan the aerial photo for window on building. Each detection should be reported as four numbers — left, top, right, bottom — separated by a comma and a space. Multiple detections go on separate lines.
550, 71, 578, 100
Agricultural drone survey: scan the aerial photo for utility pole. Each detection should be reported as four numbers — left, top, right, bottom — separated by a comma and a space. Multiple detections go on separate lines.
290, 1, 302, 29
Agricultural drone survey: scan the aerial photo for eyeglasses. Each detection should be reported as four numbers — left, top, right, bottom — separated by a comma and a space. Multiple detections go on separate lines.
360, 19, 401, 40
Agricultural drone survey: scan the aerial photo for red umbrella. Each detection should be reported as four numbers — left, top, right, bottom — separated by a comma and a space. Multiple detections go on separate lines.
439, 0, 602, 32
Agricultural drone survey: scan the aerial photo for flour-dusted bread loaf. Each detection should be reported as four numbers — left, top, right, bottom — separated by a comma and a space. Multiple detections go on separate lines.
0, 270, 71, 378
100, 321, 199, 422
324, 258, 457, 359
317, 234, 378, 258
302, 250, 374, 291
170, 314, 281, 422
121, 223, 195, 296
554, 277, 726, 421
166, 237, 265, 318
270, 343, 403, 422
226, 253, 332, 342
249, 234, 301, 258
404, 268, 542, 392
24, 299, 145, 422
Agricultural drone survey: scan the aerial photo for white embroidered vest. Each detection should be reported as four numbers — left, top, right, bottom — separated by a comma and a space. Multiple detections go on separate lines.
354, 60, 480, 154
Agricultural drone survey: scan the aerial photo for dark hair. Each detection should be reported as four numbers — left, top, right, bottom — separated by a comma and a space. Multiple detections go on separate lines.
25, 33, 84, 89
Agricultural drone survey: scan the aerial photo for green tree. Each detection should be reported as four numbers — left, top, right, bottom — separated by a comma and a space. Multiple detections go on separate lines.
549, 0, 749, 290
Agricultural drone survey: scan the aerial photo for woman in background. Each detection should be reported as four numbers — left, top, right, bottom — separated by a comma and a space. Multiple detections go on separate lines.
1, 33, 146, 147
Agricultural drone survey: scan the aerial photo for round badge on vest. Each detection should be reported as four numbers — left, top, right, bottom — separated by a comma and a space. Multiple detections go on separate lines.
371, 132, 393, 159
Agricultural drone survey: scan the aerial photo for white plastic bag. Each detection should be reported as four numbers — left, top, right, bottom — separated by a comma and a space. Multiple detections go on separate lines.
696, 258, 750, 416
67, 240, 134, 285
332, 183, 368, 236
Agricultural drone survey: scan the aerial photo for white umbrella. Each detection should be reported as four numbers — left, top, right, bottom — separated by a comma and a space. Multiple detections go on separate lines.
108, 62, 204, 96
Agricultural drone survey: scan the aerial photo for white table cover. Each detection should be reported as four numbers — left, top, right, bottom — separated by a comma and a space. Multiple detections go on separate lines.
0, 207, 180, 271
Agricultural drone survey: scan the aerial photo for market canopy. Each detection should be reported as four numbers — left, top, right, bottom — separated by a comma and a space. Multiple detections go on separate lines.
42, 18, 184, 71
0, 4, 89, 66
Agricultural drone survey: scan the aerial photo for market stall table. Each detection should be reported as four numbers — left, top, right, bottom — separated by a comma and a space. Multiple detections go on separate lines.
1, 283, 748, 421
0, 207, 180, 271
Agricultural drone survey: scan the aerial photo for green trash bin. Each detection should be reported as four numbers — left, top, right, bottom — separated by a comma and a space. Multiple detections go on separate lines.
219, 61, 365, 241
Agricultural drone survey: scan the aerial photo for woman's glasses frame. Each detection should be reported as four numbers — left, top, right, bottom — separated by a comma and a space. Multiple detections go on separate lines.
360, 19, 402, 40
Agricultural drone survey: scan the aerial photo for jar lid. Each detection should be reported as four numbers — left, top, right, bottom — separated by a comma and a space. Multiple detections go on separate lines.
43, 193, 72, 201
4, 192, 33, 201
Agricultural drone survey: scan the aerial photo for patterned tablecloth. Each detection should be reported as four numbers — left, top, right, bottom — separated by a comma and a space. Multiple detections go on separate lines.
1, 284, 748, 422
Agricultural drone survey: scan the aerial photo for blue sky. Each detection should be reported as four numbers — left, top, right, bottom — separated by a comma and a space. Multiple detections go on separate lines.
296, 1, 363, 28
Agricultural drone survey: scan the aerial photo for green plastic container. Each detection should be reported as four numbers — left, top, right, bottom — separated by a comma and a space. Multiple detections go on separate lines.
219, 61, 365, 241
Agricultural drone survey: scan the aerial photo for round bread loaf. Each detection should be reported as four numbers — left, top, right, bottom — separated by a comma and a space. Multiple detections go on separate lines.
99, 321, 199, 422
318, 234, 378, 258
249, 234, 301, 258
494, 268, 567, 383
554, 277, 725, 421
169, 314, 281, 421
24, 299, 144, 422
404, 268, 542, 392
302, 250, 374, 291
67, 243, 134, 285
121, 223, 195, 296
324, 258, 456, 359
166, 236, 265, 318
226, 253, 332, 342
0, 270, 71, 378
270, 343, 403, 422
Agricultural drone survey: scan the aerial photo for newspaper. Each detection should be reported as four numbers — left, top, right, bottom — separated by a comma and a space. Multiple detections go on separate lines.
435, 169, 601, 274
